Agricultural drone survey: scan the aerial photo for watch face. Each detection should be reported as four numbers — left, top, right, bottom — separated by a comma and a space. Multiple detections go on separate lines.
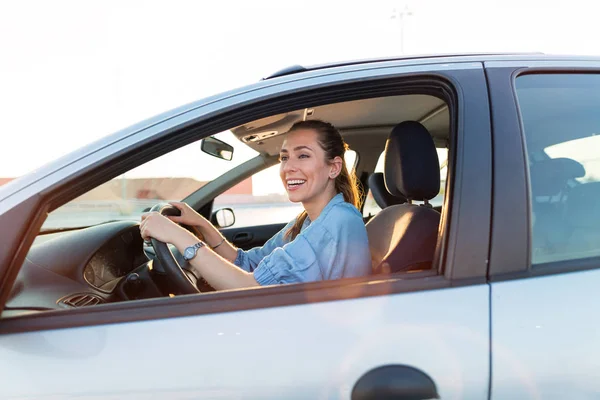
184, 247, 195, 260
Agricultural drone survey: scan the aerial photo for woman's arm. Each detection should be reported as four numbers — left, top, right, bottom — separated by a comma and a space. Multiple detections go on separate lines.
168, 202, 238, 262
176, 233, 259, 290
168, 201, 289, 272
140, 212, 259, 290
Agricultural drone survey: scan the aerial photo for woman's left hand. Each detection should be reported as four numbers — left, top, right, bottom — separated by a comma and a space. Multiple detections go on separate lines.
140, 212, 191, 245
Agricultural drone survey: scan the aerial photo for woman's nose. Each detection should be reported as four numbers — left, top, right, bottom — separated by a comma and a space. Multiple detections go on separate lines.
282, 159, 297, 172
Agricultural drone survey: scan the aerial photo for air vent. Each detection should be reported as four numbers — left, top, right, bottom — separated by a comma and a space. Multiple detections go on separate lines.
58, 293, 105, 308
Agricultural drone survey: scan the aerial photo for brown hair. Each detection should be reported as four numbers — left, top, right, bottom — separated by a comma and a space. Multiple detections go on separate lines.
284, 120, 361, 241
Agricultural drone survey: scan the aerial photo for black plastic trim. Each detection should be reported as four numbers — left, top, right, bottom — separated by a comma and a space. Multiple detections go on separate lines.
485, 66, 530, 277
438, 68, 493, 280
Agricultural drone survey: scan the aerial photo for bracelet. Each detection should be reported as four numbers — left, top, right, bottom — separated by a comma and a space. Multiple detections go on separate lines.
211, 237, 226, 250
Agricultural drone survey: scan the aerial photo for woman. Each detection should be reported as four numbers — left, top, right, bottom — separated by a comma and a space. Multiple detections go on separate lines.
140, 120, 371, 290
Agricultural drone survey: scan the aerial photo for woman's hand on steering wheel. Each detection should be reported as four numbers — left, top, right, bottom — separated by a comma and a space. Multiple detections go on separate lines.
141, 205, 203, 295
140, 212, 196, 247
167, 202, 207, 228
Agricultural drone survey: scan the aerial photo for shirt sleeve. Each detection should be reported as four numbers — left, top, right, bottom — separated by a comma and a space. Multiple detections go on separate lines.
252, 224, 335, 285
233, 221, 292, 272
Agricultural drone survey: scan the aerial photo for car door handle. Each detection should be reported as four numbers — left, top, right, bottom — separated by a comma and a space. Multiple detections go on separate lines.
352, 365, 439, 400
232, 232, 253, 244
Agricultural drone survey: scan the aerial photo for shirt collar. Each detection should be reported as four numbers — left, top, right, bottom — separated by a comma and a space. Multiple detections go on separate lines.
305, 192, 345, 225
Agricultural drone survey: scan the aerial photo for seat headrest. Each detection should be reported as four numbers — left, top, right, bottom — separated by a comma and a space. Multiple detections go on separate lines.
384, 121, 440, 201
367, 172, 407, 209
530, 157, 585, 196
565, 182, 600, 228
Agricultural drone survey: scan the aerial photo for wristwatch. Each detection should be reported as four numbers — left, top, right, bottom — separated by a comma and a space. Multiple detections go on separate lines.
183, 241, 205, 261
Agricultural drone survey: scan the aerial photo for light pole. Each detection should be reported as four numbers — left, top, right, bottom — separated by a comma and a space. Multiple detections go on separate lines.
391, 4, 413, 54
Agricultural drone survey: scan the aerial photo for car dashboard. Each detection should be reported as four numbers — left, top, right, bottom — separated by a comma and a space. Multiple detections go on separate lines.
4, 220, 170, 317
83, 229, 148, 292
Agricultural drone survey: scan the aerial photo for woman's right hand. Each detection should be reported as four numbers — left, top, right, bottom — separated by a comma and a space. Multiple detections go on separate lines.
168, 201, 208, 228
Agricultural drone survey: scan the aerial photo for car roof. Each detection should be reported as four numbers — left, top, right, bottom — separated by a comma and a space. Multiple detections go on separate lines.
263, 52, 600, 79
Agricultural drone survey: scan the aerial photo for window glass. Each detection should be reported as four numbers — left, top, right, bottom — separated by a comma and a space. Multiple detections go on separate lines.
516, 74, 600, 264
363, 148, 448, 218
215, 149, 358, 228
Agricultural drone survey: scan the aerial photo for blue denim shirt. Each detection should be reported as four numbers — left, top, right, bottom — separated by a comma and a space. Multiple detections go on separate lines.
234, 193, 371, 285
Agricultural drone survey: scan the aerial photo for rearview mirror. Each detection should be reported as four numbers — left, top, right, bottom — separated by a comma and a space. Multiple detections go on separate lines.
211, 208, 235, 228
201, 137, 234, 161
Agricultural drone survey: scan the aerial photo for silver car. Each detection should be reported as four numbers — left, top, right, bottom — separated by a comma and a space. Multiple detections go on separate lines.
1, 53, 600, 399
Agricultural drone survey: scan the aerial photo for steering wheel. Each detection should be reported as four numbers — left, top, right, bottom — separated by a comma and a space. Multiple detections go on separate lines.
148, 203, 201, 295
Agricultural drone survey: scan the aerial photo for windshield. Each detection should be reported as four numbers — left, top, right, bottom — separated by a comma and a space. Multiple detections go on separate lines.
43, 131, 259, 231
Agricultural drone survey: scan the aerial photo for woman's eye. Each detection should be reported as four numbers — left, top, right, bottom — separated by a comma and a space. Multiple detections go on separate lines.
299, 154, 309, 159
279, 156, 288, 162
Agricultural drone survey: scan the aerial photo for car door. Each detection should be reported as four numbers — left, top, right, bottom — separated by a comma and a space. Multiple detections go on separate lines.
486, 62, 600, 399
0, 60, 493, 399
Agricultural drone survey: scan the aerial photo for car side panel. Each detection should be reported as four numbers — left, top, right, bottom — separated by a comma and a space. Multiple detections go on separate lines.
0, 285, 489, 399
486, 60, 600, 400
491, 270, 600, 399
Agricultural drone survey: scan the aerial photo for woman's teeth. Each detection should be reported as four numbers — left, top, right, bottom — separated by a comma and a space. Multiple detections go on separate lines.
287, 179, 306, 188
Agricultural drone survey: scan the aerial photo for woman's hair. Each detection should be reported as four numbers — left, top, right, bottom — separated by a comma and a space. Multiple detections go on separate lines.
284, 119, 361, 240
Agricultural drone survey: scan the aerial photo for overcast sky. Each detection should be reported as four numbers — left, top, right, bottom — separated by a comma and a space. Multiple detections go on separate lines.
1, 0, 599, 179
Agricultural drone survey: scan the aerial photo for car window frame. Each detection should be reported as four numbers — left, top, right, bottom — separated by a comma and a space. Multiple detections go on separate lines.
485, 62, 600, 280
0, 63, 492, 334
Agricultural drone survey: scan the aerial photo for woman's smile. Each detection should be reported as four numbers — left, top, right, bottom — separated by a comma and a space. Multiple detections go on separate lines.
286, 179, 306, 191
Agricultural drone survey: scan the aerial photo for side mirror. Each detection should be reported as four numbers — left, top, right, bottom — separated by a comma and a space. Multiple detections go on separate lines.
211, 208, 235, 228
201, 137, 234, 161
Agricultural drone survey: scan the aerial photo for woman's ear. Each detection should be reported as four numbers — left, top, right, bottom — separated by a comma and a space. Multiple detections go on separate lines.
329, 156, 343, 179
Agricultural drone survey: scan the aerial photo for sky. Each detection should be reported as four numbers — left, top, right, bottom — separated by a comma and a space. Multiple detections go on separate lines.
1, 0, 600, 184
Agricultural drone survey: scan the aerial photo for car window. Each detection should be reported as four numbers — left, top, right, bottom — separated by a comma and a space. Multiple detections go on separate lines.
215, 149, 358, 228
516, 73, 600, 265
43, 131, 259, 231
363, 148, 448, 218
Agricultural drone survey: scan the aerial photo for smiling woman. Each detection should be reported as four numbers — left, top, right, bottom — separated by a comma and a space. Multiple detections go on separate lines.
278, 120, 361, 241
139, 119, 371, 290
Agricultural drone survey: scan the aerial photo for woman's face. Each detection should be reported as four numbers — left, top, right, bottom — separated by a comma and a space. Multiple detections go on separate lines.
279, 128, 336, 205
